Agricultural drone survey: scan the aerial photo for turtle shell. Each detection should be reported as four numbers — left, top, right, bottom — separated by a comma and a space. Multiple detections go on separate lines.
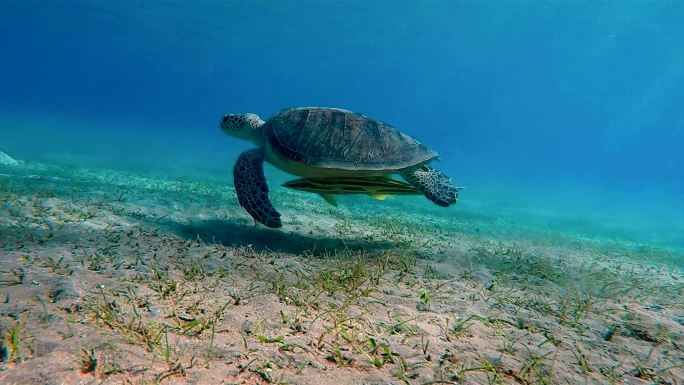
263, 107, 437, 171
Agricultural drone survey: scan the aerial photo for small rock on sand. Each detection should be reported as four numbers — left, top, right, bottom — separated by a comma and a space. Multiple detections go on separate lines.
0, 150, 19, 166
50, 277, 80, 303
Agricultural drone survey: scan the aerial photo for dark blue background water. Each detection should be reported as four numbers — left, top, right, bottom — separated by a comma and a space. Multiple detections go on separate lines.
1, 1, 683, 248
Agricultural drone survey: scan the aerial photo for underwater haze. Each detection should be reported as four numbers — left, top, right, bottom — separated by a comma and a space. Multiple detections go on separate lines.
2, 0, 684, 248
2, 2, 684, 384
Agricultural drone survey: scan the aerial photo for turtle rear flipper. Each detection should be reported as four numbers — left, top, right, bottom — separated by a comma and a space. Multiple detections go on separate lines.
234, 149, 282, 228
401, 166, 460, 207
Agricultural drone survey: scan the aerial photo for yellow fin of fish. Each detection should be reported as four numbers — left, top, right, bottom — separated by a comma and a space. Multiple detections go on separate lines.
369, 193, 390, 201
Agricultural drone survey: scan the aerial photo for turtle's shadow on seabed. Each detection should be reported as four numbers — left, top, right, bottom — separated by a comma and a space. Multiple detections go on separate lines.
159, 218, 394, 256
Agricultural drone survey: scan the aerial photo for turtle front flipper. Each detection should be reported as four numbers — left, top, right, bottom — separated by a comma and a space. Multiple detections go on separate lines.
400, 166, 461, 207
233, 149, 282, 228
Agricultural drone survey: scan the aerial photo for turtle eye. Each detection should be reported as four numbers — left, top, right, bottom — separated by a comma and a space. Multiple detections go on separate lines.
221, 115, 240, 130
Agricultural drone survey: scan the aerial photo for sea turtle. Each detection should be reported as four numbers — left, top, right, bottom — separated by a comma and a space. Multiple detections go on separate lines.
221, 107, 460, 228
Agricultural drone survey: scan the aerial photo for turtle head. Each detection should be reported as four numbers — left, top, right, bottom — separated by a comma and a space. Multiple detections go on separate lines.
220, 113, 265, 144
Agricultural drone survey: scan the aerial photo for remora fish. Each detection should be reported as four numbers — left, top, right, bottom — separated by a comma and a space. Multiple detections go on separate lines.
282, 176, 421, 206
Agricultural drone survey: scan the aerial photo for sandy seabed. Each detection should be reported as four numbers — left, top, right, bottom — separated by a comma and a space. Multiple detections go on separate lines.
0, 159, 682, 385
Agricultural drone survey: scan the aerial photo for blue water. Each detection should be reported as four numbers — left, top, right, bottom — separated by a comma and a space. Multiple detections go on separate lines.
1, 1, 683, 249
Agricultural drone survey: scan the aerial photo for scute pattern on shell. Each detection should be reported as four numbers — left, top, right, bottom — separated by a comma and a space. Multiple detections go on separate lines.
264, 108, 437, 170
